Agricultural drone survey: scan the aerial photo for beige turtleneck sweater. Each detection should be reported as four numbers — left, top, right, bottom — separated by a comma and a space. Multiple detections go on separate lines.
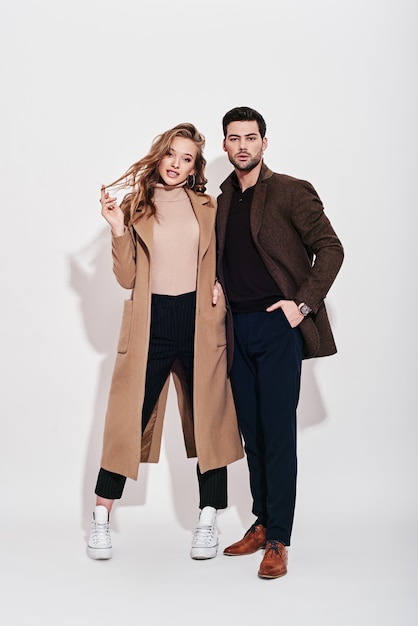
151, 184, 199, 295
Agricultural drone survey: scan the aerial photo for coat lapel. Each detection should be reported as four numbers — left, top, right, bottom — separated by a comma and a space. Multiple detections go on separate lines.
132, 210, 154, 256
185, 189, 215, 263
131, 189, 214, 263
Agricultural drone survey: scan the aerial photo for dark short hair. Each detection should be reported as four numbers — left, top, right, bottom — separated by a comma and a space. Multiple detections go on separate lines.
222, 106, 267, 138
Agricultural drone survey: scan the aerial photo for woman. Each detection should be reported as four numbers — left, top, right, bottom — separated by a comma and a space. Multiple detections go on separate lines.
88, 123, 243, 561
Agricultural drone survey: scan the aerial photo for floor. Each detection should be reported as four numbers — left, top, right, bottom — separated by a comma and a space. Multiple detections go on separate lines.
3, 507, 416, 626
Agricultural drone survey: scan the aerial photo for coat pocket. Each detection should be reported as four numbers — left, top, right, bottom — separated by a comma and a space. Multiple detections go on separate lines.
117, 299, 133, 354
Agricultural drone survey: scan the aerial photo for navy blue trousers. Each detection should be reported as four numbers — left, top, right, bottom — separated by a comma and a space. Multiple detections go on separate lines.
230, 308, 303, 545
96, 292, 227, 509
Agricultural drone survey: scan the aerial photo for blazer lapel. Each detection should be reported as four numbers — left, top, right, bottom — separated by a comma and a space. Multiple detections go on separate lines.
216, 190, 233, 258
250, 182, 268, 241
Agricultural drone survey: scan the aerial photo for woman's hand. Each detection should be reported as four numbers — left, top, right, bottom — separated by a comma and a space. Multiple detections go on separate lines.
100, 184, 125, 236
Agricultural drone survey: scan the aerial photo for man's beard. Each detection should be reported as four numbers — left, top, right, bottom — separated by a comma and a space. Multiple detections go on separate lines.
229, 149, 263, 172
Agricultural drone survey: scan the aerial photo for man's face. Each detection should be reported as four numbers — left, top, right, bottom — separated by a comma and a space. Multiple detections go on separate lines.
223, 120, 268, 172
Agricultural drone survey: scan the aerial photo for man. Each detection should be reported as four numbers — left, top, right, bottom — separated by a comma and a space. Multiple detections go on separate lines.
215, 106, 344, 579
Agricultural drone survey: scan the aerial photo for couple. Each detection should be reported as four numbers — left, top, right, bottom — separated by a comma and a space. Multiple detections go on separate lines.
87, 106, 344, 579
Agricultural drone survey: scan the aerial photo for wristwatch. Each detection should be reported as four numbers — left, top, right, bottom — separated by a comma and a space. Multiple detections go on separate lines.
298, 302, 312, 317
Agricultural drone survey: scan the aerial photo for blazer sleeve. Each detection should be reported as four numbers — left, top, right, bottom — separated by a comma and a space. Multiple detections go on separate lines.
291, 180, 344, 312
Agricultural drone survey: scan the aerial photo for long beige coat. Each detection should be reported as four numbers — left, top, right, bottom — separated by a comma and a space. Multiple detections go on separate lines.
100, 189, 244, 480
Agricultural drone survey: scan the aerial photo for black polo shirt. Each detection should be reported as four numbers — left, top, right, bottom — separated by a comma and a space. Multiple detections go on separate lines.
223, 176, 284, 313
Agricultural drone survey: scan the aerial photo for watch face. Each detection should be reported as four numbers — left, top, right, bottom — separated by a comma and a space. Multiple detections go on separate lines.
300, 304, 311, 316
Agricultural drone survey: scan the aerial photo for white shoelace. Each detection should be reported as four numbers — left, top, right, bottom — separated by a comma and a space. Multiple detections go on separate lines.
90, 521, 111, 547
192, 524, 216, 547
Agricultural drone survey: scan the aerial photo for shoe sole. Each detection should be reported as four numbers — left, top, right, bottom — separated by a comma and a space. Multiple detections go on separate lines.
223, 548, 264, 556
258, 571, 287, 579
190, 547, 218, 560
87, 547, 112, 560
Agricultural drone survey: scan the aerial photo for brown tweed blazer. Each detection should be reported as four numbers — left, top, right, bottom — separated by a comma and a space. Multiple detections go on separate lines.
216, 164, 344, 363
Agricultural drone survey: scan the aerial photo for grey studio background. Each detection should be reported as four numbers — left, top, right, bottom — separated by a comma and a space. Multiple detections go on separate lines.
1, 1, 416, 625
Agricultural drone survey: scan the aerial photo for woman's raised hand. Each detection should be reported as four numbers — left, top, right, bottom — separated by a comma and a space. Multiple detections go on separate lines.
100, 185, 125, 236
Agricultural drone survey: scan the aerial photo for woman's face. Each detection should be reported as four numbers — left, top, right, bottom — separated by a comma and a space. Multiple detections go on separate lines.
158, 136, 197, 186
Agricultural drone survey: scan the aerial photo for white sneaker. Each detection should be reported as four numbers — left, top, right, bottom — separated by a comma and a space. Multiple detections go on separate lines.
190, 506, 219, 560
87, 505, 112, 560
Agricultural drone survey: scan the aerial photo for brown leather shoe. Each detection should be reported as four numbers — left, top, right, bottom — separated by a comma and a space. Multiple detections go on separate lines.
258, 540, 288, 578
223, 523, 266, 556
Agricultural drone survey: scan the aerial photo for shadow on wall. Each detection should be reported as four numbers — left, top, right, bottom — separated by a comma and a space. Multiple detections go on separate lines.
68, 156, 330, 540
204, 155, 231, 198
69, 227, 148, 538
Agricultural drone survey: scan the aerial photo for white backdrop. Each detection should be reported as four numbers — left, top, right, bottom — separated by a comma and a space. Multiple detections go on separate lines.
1, 0, 417, 563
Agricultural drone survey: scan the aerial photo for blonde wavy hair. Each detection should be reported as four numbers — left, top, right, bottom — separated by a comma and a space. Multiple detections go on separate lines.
105, 123, 208, 224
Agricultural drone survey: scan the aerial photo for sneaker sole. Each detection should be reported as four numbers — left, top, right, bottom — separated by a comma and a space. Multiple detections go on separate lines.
87, 546, 112, 560
190, 547, 218, 560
